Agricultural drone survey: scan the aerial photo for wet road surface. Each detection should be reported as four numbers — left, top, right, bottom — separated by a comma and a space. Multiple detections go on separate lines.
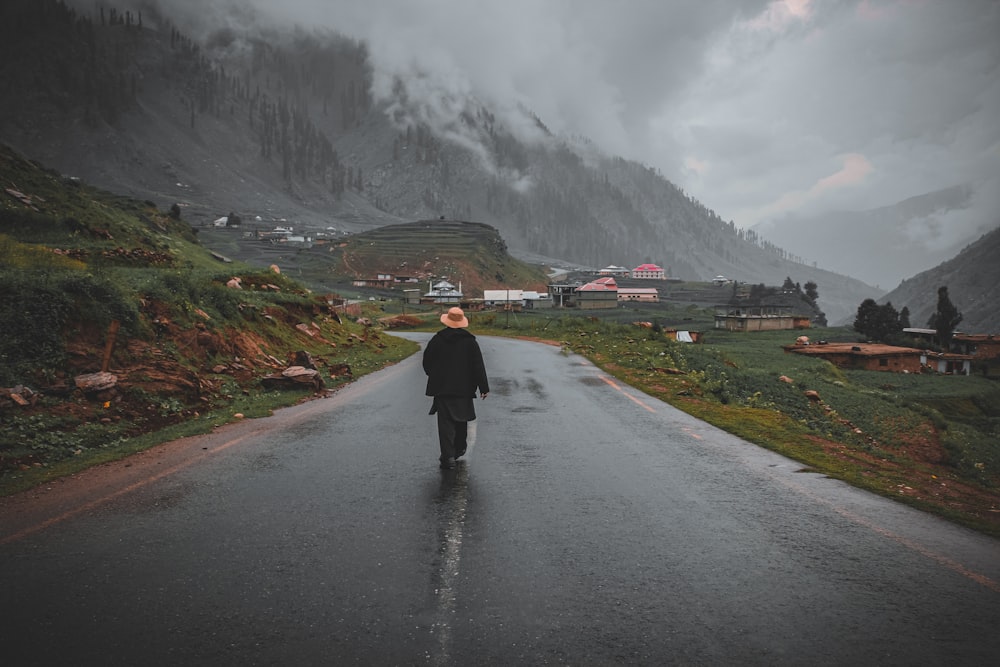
2, 333, 999, 665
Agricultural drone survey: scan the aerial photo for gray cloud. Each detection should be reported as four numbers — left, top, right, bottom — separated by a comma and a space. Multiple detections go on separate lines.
670, 1, 999, 228
131, 1, 1000, 237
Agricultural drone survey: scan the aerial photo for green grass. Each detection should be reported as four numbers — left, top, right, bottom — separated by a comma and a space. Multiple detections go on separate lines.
0, 331, 418, 496
0, 144, 423, 493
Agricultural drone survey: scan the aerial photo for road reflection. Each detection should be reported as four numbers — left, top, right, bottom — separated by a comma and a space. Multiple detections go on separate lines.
428, 462, 472, 666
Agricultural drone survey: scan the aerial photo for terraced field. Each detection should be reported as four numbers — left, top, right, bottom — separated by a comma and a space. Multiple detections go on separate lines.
200, 219, 551, 296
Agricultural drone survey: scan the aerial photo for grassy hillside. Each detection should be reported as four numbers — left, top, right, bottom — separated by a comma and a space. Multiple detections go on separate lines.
325, 220, 551, 292
0, 145, 416, 491
197, 219, 552, 298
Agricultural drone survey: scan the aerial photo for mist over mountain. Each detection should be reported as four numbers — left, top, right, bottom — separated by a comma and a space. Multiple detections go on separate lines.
879, 226, 1000, 336
0, 0, 921, 326
751, 185, 997, 290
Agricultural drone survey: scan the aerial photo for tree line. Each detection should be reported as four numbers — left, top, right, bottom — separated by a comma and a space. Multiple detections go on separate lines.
1, 0, 374, 198
853, 286, 963, 349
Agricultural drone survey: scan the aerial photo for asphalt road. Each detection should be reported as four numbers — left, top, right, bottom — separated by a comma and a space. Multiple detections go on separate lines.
2, 333, 999, 666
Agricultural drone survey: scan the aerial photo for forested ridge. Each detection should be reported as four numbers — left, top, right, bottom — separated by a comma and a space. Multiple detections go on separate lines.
0, 0, 880, 323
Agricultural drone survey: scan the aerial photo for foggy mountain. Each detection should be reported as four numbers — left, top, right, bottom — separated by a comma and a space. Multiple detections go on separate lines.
751, 185, 996, 290
0, 0, 894, 325
880, 226, 1000, 336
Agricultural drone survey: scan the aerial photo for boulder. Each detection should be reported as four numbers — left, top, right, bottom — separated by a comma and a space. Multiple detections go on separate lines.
74, 372, 118, 394
0, 385, 38, 408
261, 366, 325, 392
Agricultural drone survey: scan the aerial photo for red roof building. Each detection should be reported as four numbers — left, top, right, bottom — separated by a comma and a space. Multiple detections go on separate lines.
576, 277, 618, 309
631, 264, 665, 280
952, 334, 1000, 360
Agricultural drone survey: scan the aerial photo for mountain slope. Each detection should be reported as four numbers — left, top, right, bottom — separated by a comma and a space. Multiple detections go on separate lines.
880, 226, 1000, 334
0, 0, 881, 323
751, 185, 994, 290
0, 141, 413, 474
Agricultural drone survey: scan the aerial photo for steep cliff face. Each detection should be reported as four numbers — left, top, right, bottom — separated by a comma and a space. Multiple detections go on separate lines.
0, 0, 881, 324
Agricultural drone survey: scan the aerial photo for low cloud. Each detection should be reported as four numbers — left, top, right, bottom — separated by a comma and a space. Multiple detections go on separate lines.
744, 153, 875, 222
125, 0, 999, 235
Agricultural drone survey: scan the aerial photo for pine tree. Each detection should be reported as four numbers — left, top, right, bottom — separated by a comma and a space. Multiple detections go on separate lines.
928, 286, 963, 350
854, 299, 900, 342
804, 281, 819, 306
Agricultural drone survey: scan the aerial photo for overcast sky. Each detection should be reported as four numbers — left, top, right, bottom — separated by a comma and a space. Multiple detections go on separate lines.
169, 0, 999, 232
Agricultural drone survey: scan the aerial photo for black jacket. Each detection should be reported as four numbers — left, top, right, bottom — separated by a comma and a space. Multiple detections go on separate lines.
423, 327, 490, 398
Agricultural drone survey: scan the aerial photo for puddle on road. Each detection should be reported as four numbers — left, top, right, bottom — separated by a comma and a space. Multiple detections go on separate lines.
490, 377, 514, 396
249, 452, 286, 472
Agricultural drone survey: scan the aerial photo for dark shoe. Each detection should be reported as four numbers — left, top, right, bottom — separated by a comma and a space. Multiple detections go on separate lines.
440, 458, 455, 470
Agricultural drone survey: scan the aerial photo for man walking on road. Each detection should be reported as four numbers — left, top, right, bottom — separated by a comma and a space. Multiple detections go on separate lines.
423, 307, 490, 469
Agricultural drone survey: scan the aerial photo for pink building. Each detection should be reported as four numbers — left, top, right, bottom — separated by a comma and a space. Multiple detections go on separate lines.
631, 263, 665, 280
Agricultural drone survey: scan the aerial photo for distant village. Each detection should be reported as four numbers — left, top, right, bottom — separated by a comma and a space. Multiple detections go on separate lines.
358, 262, 999, 378
224, 220, 998, 378
353, 263, 678, 311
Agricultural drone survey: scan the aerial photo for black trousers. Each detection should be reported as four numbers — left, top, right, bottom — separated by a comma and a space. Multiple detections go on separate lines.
436, 410, 468, 462
431, 396, 473, 462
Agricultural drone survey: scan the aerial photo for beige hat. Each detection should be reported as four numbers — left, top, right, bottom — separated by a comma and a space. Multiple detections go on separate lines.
440, 306, 469, 328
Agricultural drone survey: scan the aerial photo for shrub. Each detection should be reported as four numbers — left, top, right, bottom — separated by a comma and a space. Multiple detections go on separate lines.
0, 267, 139, 385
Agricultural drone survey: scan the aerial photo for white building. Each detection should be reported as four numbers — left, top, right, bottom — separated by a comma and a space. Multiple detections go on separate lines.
425, 280, 463, 304
483, 289, 524, 307
522, 291, 551, 309
598, 265, 631, 278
